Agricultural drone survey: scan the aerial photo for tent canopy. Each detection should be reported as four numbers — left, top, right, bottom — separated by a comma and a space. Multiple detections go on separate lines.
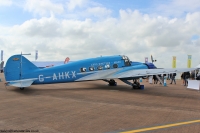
196, 64, 200, 68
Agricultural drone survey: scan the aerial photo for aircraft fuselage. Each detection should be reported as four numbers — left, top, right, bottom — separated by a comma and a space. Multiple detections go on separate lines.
4, 54, 157, 88
22, 55, 151, 85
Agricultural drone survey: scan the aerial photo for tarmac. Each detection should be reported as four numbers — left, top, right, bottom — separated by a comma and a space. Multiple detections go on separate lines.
0, 73, 200, 133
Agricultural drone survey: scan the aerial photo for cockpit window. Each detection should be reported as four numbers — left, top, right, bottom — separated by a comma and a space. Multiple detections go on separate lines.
122, 56, 128, 60
122, 55, 131, 66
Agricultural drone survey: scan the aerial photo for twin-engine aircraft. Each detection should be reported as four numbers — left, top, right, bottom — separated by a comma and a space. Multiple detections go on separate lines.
4, 54, 195, 90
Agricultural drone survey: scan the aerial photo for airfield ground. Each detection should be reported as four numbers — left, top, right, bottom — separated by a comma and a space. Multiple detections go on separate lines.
0, 73, 200, 133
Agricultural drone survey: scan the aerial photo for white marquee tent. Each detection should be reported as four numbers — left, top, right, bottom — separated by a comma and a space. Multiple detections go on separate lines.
196, 64, 200, 68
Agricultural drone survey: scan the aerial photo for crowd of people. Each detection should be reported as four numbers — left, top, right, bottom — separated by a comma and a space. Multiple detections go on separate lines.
147, 70, 200, 86
148, 73, 177, 84
181, 70, 200, 86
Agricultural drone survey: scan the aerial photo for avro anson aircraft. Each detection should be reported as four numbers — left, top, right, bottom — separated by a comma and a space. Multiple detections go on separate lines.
4, 54, 195, 90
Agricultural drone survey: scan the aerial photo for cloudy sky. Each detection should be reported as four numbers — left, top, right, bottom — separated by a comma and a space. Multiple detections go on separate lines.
0, 0, 200, 68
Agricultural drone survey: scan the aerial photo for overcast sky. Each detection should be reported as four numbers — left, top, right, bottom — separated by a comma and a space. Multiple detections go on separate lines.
0, 0, 200, 68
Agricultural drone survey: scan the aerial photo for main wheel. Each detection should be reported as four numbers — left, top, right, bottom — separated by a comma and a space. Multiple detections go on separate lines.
20, 87, 24, 90
109, 79, 117, 86
132, 84, 140, 89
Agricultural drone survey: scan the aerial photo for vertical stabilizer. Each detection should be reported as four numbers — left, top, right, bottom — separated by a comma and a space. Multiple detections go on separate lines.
4, 55, 39, 81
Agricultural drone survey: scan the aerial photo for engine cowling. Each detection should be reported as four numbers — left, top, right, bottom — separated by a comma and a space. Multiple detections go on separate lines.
144, 62, 157, 69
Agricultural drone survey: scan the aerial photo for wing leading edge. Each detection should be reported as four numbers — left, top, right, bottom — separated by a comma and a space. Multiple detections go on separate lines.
108, 68, 196, 79
76, 67, 196, 81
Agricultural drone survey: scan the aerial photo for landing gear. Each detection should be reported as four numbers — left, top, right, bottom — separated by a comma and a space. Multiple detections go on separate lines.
132, 79, 141, 89
102, 79, 117, 86
108, 79, 117, 86
120, 78, 144, 89
20, 87, 24, 90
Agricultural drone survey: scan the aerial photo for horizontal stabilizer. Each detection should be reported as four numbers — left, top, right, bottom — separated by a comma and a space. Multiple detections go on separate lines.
6, 78, 37, 87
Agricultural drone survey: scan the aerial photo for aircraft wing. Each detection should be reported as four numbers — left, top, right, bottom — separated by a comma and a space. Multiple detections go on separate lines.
108, 68, 196, 79
76, 68, 196, 81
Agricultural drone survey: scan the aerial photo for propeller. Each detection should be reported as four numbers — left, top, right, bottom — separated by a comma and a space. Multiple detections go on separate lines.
151, 55, 157, 63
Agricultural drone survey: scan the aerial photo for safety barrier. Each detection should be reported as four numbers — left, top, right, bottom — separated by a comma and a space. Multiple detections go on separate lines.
187, 80, 200, 91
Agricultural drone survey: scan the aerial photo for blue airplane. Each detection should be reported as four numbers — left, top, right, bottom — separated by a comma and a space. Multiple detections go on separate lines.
4, 54, 195, 90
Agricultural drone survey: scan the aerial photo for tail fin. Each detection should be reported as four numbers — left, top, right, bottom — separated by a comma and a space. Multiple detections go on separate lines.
4, 55, 39, 81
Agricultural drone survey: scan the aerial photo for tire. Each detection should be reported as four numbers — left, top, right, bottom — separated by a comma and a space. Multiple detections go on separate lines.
20, 87, 24, 90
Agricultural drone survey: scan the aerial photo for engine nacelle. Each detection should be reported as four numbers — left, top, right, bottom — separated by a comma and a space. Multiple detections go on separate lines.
144, 62, 157, 69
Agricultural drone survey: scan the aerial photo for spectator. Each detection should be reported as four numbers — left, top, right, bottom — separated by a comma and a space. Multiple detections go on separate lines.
181, 72, 185, 85
196, 71, 200, 80
191, 70, 195, 80
158, 74, 162, 84
0, 61, 4, 73
170, 73, 176, 84
167, 74, 170, 80
153, 75, 158, 84
184, 71, 190, 86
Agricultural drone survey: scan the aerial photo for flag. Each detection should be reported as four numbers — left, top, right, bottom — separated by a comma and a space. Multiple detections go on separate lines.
172, 56, 176, 68
145, 57, 148, 63
1, 50, 3, 61
35, 50, 38, 60
187, 55, 192, 68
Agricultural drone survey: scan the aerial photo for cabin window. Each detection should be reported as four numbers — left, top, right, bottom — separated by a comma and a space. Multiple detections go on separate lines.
89, 67, 94, 71
105, 64, 110, 69
113, 64, 118, 68
80, 67, 87, 72
97, 66, 103, 70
